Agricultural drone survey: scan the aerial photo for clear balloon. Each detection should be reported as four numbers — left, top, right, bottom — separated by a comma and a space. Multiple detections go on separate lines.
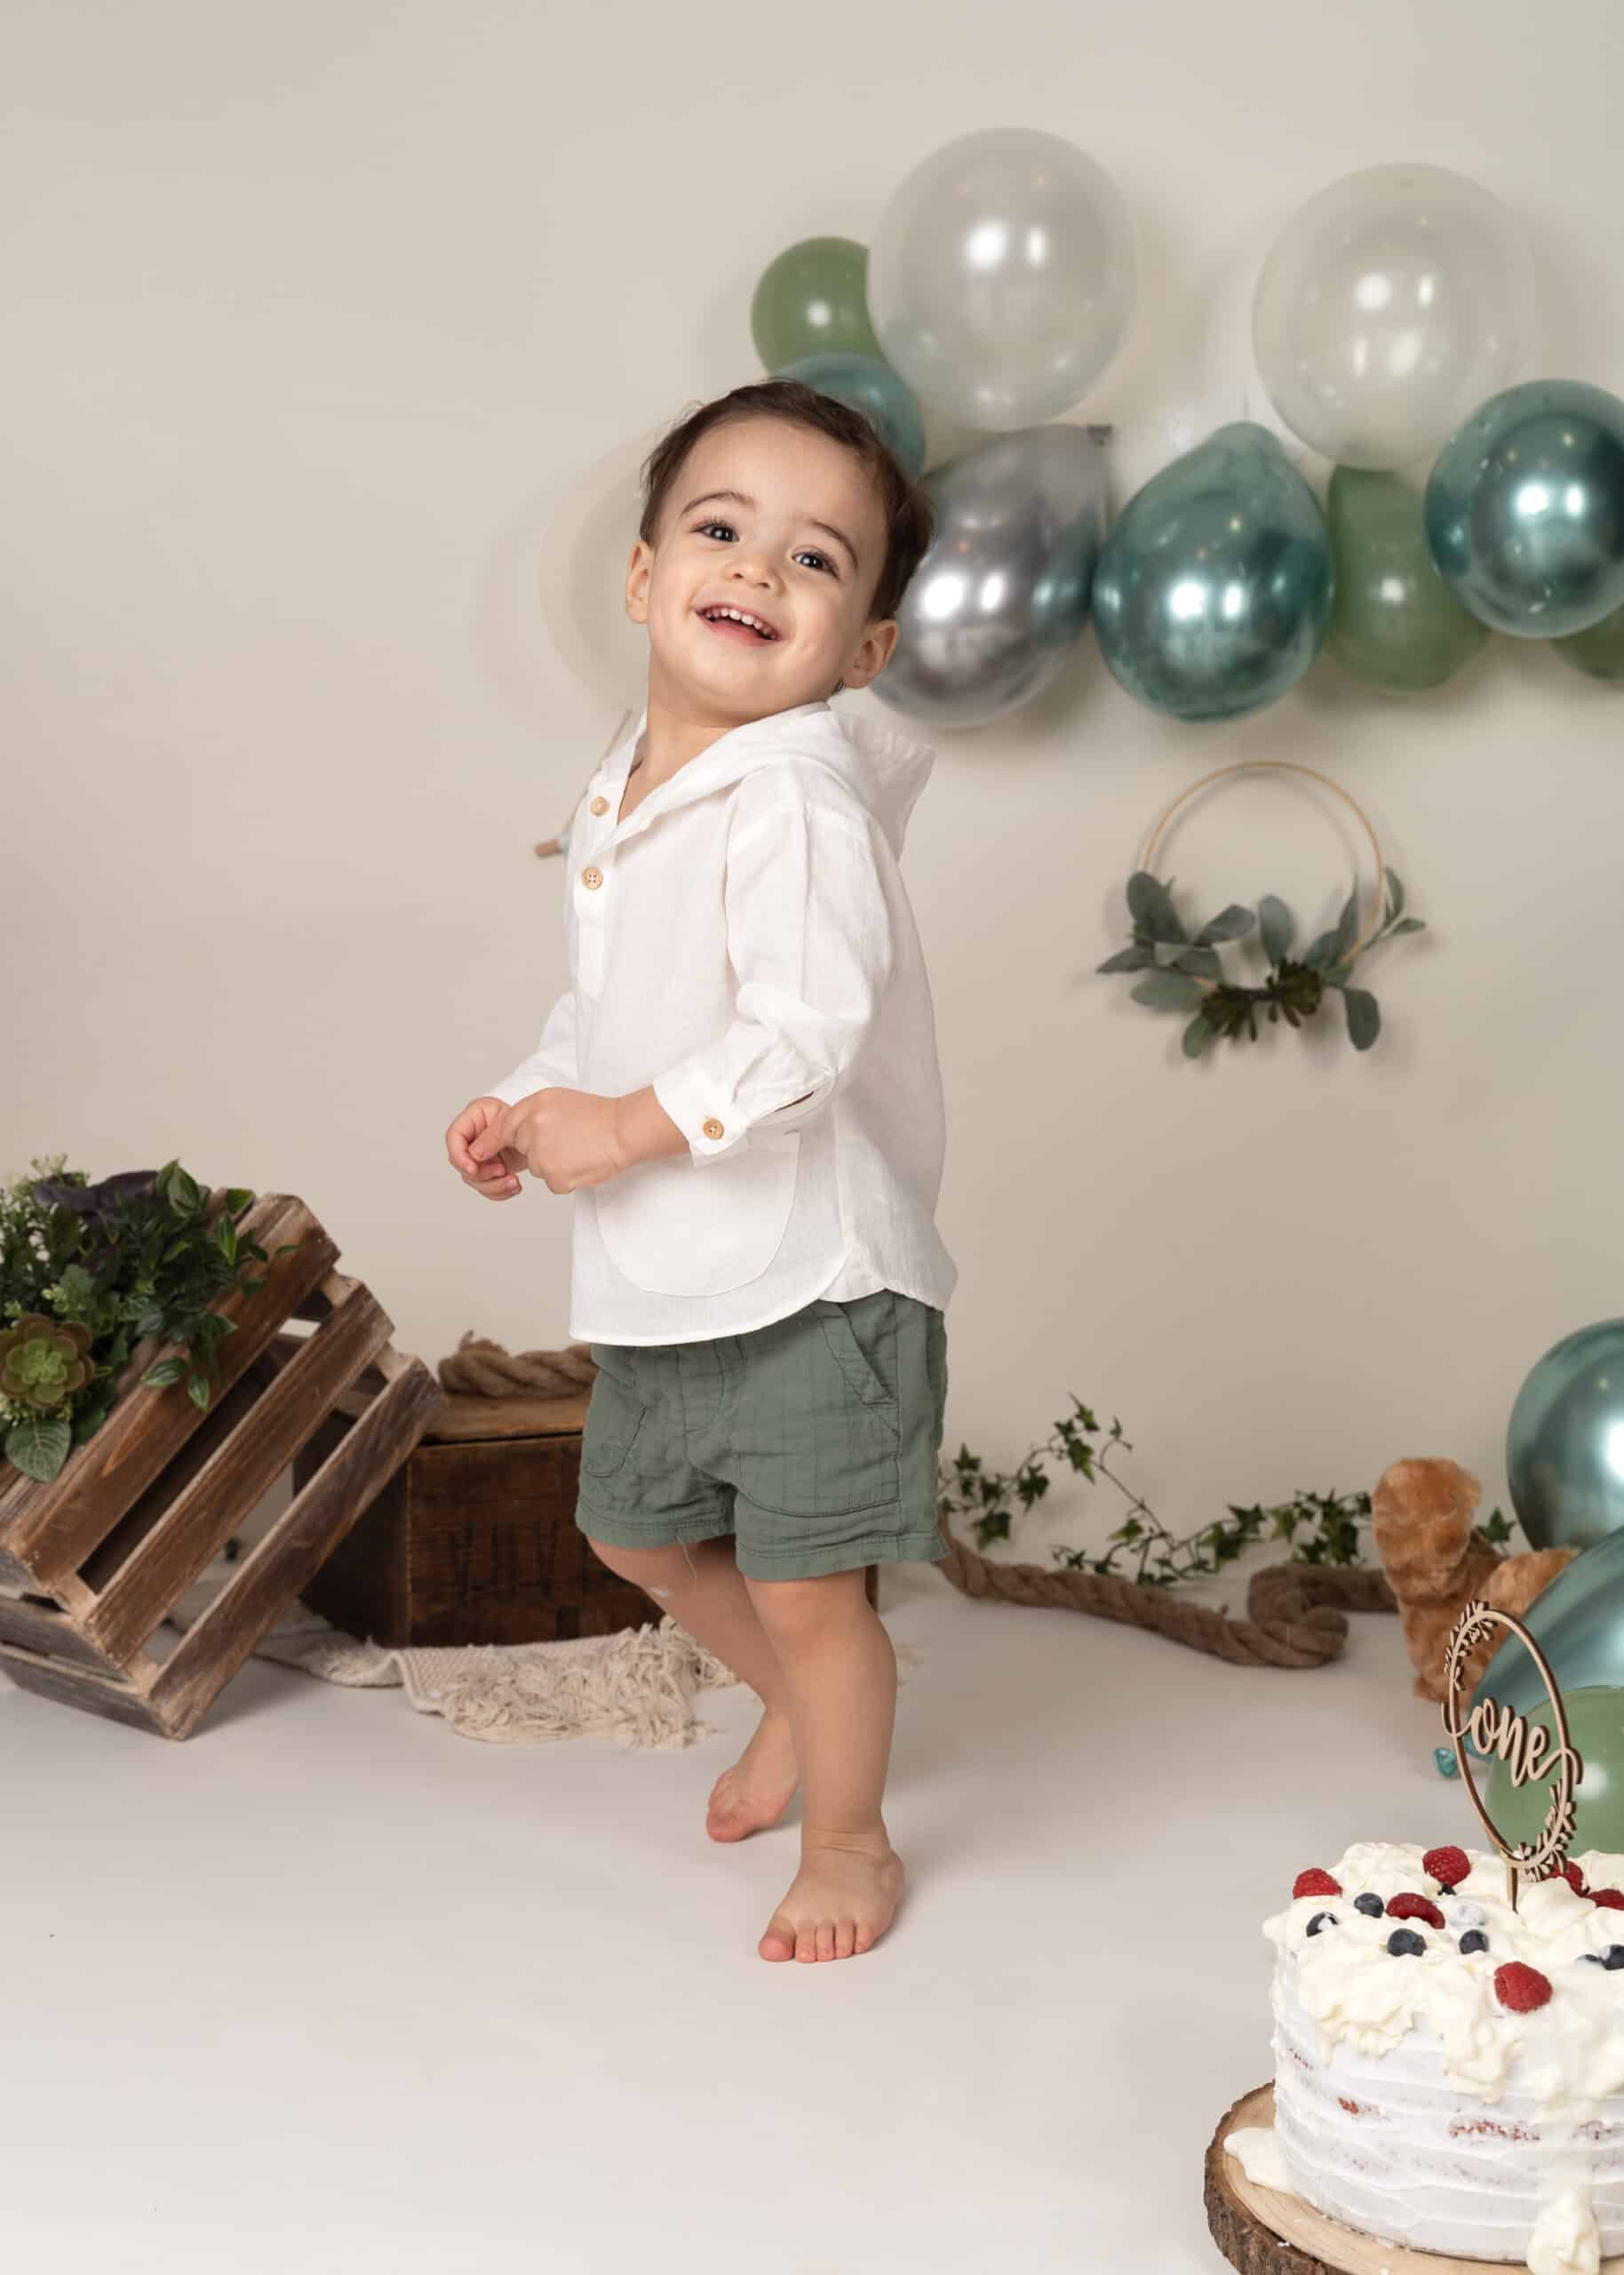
1254, 164, 1534, 471
1090, 423, 1333, 722
774, 351, 927, 478
868, 127, 1136, 431
1507, 1318, 1624, 1551
871, 425, 1109, 730
751, 237, 880, 371
1325, 467, 1489, 693
1426, 381, 1624, 638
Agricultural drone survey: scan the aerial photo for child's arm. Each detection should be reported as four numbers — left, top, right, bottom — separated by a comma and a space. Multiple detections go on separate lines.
641, 798, 894, 1168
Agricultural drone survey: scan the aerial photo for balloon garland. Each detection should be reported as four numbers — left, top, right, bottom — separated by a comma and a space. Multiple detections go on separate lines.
1098, 762, 1426, 1058
731, 142, 1624, 730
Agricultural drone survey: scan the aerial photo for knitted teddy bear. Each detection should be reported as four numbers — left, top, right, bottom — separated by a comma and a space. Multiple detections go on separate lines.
1371, 1456, 1579, 1702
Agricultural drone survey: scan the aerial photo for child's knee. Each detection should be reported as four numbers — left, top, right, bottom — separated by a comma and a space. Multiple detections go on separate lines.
585, 1536, 689, 1598
744, 1568, 869, 1638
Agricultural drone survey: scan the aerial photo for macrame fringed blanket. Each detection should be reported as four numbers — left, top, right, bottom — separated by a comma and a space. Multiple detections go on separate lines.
934, 1521, 1397, 1668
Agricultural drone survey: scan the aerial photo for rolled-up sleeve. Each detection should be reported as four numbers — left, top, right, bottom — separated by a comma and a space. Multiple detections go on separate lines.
650, 802, 893, 1165
486, 985, 578, 1106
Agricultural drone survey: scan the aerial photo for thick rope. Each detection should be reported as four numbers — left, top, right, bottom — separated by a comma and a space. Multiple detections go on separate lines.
935, 1520, 1396, 1668
437, 1332, 599, 1400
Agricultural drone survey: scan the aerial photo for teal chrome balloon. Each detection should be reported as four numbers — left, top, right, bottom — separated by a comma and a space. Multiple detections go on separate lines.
1091, 423, 1333, 721
775, 352, 927, 479
1508, 1318, 1624, 1551
1425, 380, 1624, 637
1473, 1530, 1624, 1726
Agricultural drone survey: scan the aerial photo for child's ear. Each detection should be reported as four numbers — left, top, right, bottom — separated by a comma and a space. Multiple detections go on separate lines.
838, 619, 900, 692
625, 537, 653, 625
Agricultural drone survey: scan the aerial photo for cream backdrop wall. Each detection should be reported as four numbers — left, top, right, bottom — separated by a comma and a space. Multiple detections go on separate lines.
7, 0, 1623, 1568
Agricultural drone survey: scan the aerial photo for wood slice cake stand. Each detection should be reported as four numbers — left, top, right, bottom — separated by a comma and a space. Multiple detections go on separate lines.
1206, 2085, 1624, 2274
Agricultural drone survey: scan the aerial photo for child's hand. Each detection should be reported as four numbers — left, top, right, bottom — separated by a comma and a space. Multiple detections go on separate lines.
468, 1089, 625, 1194
445, 1097, 527, 1201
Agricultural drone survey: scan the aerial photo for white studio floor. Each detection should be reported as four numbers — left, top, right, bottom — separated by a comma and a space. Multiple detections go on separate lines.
2, 1560, 1451, 2275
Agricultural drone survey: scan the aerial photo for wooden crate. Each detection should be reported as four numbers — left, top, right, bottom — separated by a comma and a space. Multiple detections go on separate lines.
0, 1193, 441, 1739
295, 1378, 879, 1648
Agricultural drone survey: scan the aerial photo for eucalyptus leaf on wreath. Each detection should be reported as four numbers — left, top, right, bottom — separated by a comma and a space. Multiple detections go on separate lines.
1100, 866, 1424, 1058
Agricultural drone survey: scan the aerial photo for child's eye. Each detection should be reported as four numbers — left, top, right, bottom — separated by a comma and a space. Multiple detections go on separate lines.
692, 521, 835, 576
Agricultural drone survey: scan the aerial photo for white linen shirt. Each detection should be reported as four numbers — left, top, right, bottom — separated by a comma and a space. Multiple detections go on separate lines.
486, 697, 958, 1346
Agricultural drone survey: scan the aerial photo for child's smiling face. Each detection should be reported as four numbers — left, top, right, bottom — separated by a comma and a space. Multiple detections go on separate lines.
625, 417, 899, 720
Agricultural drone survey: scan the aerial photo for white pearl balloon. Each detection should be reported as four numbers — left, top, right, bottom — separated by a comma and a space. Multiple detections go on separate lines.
1253, 163, 1535, 471
869, 126, 1137, 431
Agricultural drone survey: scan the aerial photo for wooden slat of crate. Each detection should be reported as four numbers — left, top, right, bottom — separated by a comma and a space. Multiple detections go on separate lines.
0, 1643, 164, 1736
0, 1592, 129, 1676
82, 1275, 394, 1666
147, 1343, 442, 1738
0, 1194, 338, 1590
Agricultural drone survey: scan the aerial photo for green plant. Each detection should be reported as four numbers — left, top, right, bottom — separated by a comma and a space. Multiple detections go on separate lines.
0, 1156, 298, 1484
1100, 867, 1425, 1057
938, 1395, 1513, 1584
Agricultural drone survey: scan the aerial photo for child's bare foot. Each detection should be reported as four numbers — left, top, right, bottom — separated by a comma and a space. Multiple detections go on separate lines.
758, 1833, 905, 1961
706, 1710, 799, 1842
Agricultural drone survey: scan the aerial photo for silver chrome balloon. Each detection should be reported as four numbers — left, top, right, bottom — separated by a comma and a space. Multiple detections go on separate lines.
872, 425, 1110, 730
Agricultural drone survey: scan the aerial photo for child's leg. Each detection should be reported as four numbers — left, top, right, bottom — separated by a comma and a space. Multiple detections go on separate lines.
743, 1569, 904, 1964
584, 1535, 802, 1839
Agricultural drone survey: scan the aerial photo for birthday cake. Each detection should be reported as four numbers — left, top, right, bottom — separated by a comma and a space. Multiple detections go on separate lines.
1227, 1840, 1624, 2273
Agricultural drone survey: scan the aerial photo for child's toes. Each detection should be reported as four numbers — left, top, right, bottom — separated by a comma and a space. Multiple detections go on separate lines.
815, 1920, 837, 1961
834, 1918, 857, 1960
795, 1925, 818, 1962
758, 1916, 796, 1962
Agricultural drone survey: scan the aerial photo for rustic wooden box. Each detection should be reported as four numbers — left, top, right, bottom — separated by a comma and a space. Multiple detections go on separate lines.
292, 1385, 657, 1648
294, 1380, 879, 1648
0, 1193, 441, 1739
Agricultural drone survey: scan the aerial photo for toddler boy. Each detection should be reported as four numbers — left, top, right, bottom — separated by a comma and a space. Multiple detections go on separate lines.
445, 379, 956, 1962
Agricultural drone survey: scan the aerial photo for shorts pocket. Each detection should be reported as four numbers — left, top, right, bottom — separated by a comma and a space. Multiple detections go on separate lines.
727, 1297, 900, 1520
580, 1362, 648, 1481
814, 1293, 900, 1411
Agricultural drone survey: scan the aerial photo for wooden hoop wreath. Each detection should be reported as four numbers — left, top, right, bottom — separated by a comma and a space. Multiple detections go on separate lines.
1140, 759, 1389, 961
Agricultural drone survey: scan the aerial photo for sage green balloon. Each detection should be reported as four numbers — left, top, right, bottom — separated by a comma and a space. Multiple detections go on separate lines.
751, 238, 881, 372
1326, 467, 1490, 693
1552, 600, 1624, 683
1485, 1687, 1624, 1860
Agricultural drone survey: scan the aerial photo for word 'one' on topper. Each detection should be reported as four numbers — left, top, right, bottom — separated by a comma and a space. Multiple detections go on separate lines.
1441, 1600, 1583, 1912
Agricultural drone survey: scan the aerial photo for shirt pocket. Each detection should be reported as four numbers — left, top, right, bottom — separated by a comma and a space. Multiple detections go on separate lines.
593, 1130, 801, 1298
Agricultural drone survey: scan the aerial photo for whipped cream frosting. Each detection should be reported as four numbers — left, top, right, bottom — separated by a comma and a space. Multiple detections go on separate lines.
1259, 1840, 1624, 2273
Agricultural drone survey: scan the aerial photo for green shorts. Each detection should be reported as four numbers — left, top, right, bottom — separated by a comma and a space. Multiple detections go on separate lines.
577, 1289, 950, 1582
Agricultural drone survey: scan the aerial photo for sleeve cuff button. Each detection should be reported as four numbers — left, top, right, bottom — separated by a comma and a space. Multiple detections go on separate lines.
702, 1118, 725, 1139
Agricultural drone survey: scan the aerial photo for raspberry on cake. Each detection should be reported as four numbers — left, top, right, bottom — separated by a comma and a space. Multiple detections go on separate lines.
1291, 1868, 1341, 1899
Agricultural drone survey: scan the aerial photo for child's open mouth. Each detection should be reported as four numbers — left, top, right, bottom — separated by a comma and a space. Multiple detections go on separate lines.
697, 606, 782, 645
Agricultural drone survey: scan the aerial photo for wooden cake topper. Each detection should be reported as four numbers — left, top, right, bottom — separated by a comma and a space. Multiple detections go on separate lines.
1441, 1600, 1583, 1911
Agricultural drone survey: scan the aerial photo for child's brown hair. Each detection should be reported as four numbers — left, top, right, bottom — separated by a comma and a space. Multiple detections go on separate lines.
637, 379, 935, 632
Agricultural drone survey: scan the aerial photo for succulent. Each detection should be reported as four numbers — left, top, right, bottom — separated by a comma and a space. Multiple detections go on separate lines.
0, 1312, 93, 1410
